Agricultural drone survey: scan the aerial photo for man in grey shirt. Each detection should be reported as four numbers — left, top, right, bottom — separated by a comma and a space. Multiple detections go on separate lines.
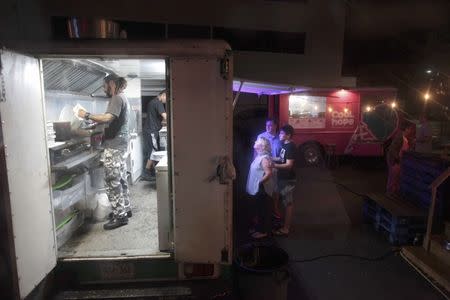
78, 74, 131, 230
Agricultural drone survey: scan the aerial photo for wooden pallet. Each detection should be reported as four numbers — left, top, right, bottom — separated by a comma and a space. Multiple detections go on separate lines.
366, 193, 427, 219
364, 193, 427, 245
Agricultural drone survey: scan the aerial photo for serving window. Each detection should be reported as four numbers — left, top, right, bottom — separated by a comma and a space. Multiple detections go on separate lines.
288, 95, 327, 129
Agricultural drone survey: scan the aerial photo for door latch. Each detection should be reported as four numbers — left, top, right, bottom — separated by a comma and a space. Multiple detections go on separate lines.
220, 51, 231, 80
208, 156, 236, 184
221, 248, 229, 263
0, 58, 6, 102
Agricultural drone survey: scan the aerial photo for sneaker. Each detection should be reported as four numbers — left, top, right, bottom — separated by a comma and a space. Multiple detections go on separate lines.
140, 173, 156, 181
108, 210, 132, 220
104, 216, 129, 230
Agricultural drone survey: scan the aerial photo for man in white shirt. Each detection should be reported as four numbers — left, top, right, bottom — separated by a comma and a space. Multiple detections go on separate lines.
257, 119, 282, 158
416, 114, 432, 153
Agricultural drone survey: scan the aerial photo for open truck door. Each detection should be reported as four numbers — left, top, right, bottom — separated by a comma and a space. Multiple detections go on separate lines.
0, 50, 57, 299
170, 56, 233, 264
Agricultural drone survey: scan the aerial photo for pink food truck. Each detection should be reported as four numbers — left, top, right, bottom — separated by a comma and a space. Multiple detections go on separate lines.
234, 80, 406, 165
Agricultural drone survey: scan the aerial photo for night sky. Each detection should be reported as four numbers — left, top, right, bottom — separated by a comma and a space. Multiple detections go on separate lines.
342, 0, 450, 117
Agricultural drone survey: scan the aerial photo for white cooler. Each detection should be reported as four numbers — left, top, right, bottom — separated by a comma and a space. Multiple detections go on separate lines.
155, 154, 170, 251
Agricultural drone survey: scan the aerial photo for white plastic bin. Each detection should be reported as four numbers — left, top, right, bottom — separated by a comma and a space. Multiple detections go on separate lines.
56, 211, 84, 248
52, 174, 86, 211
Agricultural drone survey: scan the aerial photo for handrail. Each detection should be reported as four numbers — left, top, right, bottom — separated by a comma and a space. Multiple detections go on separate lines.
423, 166, 450, 251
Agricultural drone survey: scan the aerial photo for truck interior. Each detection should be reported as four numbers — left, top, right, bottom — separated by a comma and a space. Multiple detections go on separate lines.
1, 44, 232, 299
41, 57, 170, 259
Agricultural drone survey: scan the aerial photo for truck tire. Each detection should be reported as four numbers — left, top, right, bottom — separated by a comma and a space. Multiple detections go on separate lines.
300, 143, 322, 166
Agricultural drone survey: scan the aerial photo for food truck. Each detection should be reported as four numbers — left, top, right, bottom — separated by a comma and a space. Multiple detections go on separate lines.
233, 80, 402, 165
0, 40, 233, 299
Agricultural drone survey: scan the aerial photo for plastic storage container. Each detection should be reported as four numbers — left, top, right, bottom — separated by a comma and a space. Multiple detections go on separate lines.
89, 166, 105, 189
52, 174, 86, 211
56, 211, 84, 248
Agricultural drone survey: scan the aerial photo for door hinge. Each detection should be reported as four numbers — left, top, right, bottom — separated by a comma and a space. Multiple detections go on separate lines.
0, 57, 6, 102
221, 248, 229, 263
220, 51, 231, 80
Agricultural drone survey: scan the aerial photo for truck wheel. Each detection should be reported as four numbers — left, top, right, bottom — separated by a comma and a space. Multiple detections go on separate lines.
301, 143, 322, 166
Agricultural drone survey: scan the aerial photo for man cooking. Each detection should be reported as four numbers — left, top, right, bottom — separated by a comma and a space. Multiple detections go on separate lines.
77, 74, 131, 230
141, 90, 167, 181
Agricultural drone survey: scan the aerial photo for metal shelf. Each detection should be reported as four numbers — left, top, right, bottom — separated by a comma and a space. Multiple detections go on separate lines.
52, 150, 100, 171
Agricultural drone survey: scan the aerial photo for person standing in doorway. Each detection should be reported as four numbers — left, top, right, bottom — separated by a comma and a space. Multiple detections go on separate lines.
257, 119, 282, 218
386, 123, 415, 194
272, 125, 296, 237
142, 90, 167, 181
78, 74, 131, 230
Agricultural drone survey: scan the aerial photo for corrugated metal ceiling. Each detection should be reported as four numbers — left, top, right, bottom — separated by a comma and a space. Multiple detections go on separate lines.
42, 59, 166, 97
43, 60, 107, 94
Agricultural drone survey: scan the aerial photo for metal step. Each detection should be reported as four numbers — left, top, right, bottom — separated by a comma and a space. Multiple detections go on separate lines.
57, 286, 192, 300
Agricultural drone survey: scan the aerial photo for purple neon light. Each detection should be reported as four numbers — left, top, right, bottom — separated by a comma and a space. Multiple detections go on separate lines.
233, 81, 309, 95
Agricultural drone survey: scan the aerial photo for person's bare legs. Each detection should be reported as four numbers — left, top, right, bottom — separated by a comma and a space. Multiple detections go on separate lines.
145, 159, 154, 171
142, 159, 156, 181
272, 193, 281, 218
282, 203, 294, 233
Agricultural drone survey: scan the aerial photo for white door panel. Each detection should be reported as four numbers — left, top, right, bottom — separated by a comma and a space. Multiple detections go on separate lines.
0, 50, 56, 299
171, 57, 232, 264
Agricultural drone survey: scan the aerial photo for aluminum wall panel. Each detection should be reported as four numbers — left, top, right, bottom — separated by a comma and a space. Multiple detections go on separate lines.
171, 57, 233, 264
0, 50, 57, 299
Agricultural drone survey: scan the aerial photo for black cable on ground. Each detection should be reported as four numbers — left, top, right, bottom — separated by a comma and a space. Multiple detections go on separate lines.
300, 177, 367, 198
333, 180, 366, 198
290, 248, 400, 263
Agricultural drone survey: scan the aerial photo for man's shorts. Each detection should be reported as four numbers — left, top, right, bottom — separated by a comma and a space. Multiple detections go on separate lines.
144, 131, 160, 160
278, 179, 296, 207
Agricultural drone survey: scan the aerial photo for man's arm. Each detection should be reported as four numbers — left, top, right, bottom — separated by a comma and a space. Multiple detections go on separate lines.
260, 157, 273, 184
274, 159, 294, 170
78, 109, 115, 124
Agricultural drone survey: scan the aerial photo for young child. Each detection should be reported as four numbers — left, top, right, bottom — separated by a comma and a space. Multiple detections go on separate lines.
272, 125, 296, 236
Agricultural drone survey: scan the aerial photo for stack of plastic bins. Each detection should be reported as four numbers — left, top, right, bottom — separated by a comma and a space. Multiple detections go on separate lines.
52, 173, 86, 248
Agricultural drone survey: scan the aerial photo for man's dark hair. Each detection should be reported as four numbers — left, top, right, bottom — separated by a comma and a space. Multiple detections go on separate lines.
280, 124, 294, 137
104, 74, 127, 94
400, 122, 415, 131
266, 118, 278, 125
158, 89, 167, 96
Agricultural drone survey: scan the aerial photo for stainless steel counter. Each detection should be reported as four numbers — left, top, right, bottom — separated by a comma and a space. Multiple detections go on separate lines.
52, 150, 101, 171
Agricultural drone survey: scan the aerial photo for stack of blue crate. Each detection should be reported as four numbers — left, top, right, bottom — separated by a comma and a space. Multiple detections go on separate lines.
363, 151, 450, 245
400, 151, 450, 216
363, 194, 427, 245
